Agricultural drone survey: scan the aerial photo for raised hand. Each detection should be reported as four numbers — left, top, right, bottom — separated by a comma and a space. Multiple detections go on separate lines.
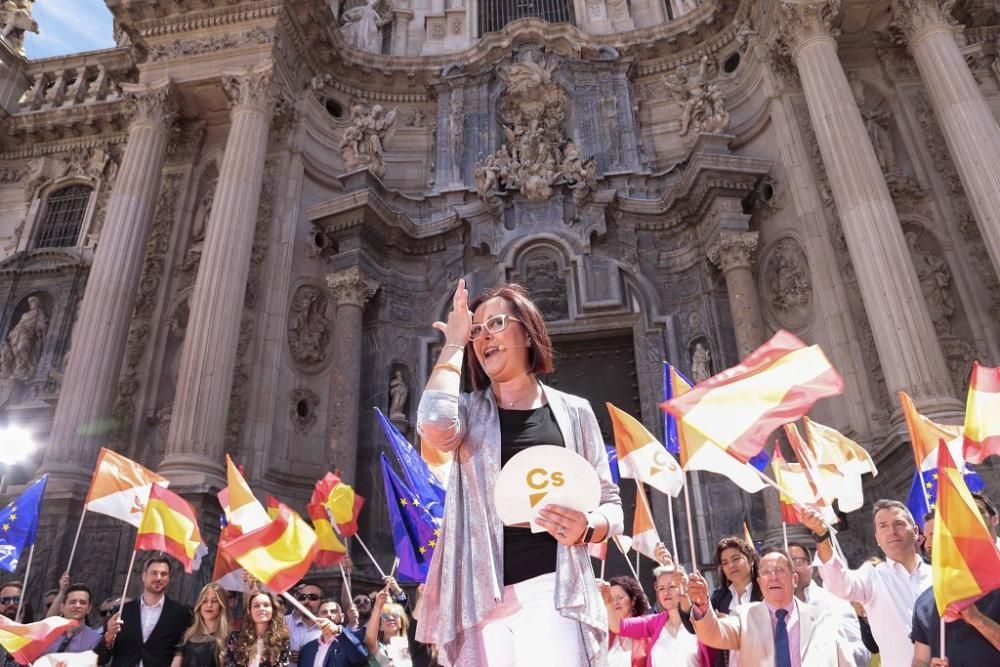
432, 278, 472, 347
382, 576, 402, 597
654, 542, 676, 570
687, 572, 709, 609
799, 505, 827, 536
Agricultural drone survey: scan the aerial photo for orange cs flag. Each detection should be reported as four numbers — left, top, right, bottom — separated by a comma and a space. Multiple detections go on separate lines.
224, 456, 270, 532
899, 391, 963, 472
963, 362, 1000, 465
607, 403, 684, 497
307, 503, 348, 567
662, 330, 843, 464
932, 440, 1000, 619
135, 485, 207, 573
219, 501, 318, 594
631, 483, 660, 561
85, 448, 169, 528
312, 472, 364, 537
0, 616, 78, 664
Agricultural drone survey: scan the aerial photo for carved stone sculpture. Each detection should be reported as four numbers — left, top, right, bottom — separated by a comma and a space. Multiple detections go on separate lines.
852, 82, 896, 174
0, 0, 37, 54
906, 231, 955, 335
473, 53, 599, 214
662, 55, 730, 136
388, 369, 408, 420
340, 102, 397, 177
287, 286, 334, 367
690, 341, 712, 383
764, 237, 813, 328
339, 0, 390, 54
0, 296, 47, 380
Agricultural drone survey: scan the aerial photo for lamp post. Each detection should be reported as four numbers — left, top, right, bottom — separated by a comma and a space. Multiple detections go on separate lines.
0, 424, 37, 497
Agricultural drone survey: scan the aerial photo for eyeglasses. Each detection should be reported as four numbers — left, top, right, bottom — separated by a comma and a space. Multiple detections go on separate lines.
760, 568, 791, 579
469, 314, 523, 341
296, 593, 321, 602
380, 613, 400, 621
0, 596, 20, 605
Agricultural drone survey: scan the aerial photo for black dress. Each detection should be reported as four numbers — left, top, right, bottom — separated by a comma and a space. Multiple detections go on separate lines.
179, 638, 220, 667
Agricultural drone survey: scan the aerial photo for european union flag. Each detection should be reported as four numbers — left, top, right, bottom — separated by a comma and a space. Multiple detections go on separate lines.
749, 449, 771, 473
0, 475, 46, 573
380, 454, 439, 583
907, 465, 985, 529
662, 363, 693, 456
605, 444, 620, 484
376, 408, 445, 520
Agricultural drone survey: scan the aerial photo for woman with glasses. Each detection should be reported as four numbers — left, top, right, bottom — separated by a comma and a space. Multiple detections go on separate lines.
224, 592, 289, 667
173, 584, 231, 667
678, 536, 762, 667
415, 280, 623, 665
364, 588, 410, 666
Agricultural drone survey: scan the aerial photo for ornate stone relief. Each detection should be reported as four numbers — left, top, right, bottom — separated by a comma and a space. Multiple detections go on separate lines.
287, 285, 333, 370
290, 387, 320, 435
520, 247, 569, 321
121, 81, 179, 128
326, 266, 380, 308
661, 55, 730, 137
707, 231, 758, 273
473, 54, 597, 214
148, 27, 273, 62
222, 66, 277, 113
904, 226, 955, 336
891, 0, 959, 40
772, 0, 842, 54
761, 237, 813, 331
339, 102, 397, 177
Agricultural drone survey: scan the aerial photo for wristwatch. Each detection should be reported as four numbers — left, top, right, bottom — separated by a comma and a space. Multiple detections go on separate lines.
581, 524, 596, 544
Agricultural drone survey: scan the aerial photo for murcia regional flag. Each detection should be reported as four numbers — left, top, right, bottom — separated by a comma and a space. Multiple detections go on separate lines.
607, 403, 684, 497
85, 448, 169, 528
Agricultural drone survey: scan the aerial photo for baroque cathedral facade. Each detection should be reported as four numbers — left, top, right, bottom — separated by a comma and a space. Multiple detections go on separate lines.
0, 0, 999, 601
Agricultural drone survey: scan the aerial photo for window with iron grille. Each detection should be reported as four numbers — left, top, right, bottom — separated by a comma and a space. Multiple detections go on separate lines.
34, 184, 92, 249
479, 0, 575, 36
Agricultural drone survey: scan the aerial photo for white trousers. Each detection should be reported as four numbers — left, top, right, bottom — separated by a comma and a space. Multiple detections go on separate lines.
474, 572, 588, 666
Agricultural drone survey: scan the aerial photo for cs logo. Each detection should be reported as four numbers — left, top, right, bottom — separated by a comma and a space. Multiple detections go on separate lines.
526, 468, 564, 507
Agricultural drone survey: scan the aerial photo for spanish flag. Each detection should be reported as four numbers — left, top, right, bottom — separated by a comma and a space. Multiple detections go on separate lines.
0, 616, 78, 664
307, 502, 348, 567
212, 523, 247, 592
219, 501, 318, 594
932, 440, 1000, 619
899, 391, 963, 471
135, 485, 207, 573
607, 403, 684, 497
84, 448, 168, 528
312, 472, 364, 537
662, 330, 843, 464
963, 363, 1000, 465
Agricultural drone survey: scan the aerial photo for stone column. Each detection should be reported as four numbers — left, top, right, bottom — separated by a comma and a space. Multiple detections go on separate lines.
391, 10, 414, 56
325, 267, 379, 484
159, 66, 276, 489
894, 0, 1000, 279
773, 0, 960, 419
41, 80, 176, 488
708, 231, 766, 361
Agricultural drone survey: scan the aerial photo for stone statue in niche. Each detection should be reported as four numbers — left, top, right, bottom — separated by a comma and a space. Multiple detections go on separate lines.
388, 369, 409, 420
0, 296, 47, 380
690, 341, 712, 383
339, 0, 390, 54
0, 0, 37, 55
473, 53, 598, 214
906, 230, 955, 335
662, 55, 730, 136
287, 286, 333, 367
340, 102, 397, 177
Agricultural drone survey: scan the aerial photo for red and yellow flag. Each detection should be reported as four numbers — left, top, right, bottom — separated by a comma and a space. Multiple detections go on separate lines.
135, 485, 206, 573
899, 391, 962, 471
932, 440, 1000, 619
312, 472, 364, 537
84, 448, 169, 528
662, 330, 843, 463
219, 501, 318, 594
784, 423, 840, 524
963, 363, 1000, 465
0, 616, 78, 664
212, 523, 247, 591
307, 502, 348, 567
770, 443, 800, 525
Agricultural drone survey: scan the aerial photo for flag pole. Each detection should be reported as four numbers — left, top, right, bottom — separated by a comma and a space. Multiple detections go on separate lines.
64, 508, 88, 575
14, 543, 35, 622
339, 563, 352, 599
666, 495, 679, 561
353, 534, 387, 578
613, 536, 640, 580
681, 473, 699, 572
636, 549, 640, 580
282, 592, 319, 623
118, 549, 139, 613
940, 617, 946, 661
750, 466, 836, 533
782, 521, 789, 553
389, 556, 400, 579
599, 558, 606, 581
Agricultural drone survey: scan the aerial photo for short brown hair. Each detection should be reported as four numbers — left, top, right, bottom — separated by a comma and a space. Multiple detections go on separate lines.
466, 284, 555, 390
872, 499, 914, 527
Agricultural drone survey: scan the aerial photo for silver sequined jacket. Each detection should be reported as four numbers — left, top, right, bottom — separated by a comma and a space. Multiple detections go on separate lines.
414, 383, 624, 666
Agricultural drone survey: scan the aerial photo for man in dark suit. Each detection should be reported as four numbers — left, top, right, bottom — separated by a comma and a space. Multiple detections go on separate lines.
97, 555, 192, 667
298, 599, 368, 667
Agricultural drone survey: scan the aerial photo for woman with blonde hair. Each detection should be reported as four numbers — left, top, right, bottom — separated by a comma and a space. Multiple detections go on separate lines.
364, 588, 410, 665
224, 591, 290, 667
173, 584, 232, 667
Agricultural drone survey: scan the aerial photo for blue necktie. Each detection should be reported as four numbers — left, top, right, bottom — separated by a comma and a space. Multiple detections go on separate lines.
774, 608, 792, 667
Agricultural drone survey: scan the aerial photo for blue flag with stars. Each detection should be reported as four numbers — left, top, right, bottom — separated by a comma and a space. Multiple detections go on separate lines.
663, 363, 694, 456
0, 475, 46, 573
376, 408, 445, 520
605, 444, 620, 485
749, 449, 771, 473
380, 453, 440, 583
906, 464, 984, 529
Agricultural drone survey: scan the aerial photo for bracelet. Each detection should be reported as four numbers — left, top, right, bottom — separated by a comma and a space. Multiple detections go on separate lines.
433, 362, 463, 375
815, 531, 831, 543
443, 343, 465, 352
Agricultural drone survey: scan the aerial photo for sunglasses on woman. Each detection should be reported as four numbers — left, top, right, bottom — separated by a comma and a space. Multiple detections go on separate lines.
469, 313, 523, 341
380, 613, 400, 621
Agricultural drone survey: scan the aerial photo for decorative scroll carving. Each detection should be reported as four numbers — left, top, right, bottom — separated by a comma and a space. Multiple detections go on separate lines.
707, 231, 759, 273
290, 387, 320, 435
473, 53, 597, 214
121, 80, 178, 128
661, 55, 730, 136
326, 266, 380, 307
340, 102, 397, 177
287, 285, 333, 368
222, 66, 277, 113
891, 0, 958, 40
0, 295, 47, 380
772, 0, 842, 55
762, 237, 813, 330
148, 27, 273, 62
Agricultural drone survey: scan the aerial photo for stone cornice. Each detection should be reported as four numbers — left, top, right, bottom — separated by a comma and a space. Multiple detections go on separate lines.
0, 248, 93, 276
0, 131, 128, 161
108, 0, 282, 39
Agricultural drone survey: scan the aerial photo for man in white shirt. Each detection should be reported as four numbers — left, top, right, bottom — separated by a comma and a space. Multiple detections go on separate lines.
787, 542, 869, 667
286, 582, 324, 666
801, 499, 931, 667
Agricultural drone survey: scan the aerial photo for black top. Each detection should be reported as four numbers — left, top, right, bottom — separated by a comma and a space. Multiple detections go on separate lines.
911, 586, 1000, 665
180, 638, 220, 667
96, 597, 193, 667
499, 404, 566, 586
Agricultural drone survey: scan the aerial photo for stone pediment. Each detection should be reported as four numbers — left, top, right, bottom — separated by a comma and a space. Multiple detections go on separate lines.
0, 247, 92, 277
